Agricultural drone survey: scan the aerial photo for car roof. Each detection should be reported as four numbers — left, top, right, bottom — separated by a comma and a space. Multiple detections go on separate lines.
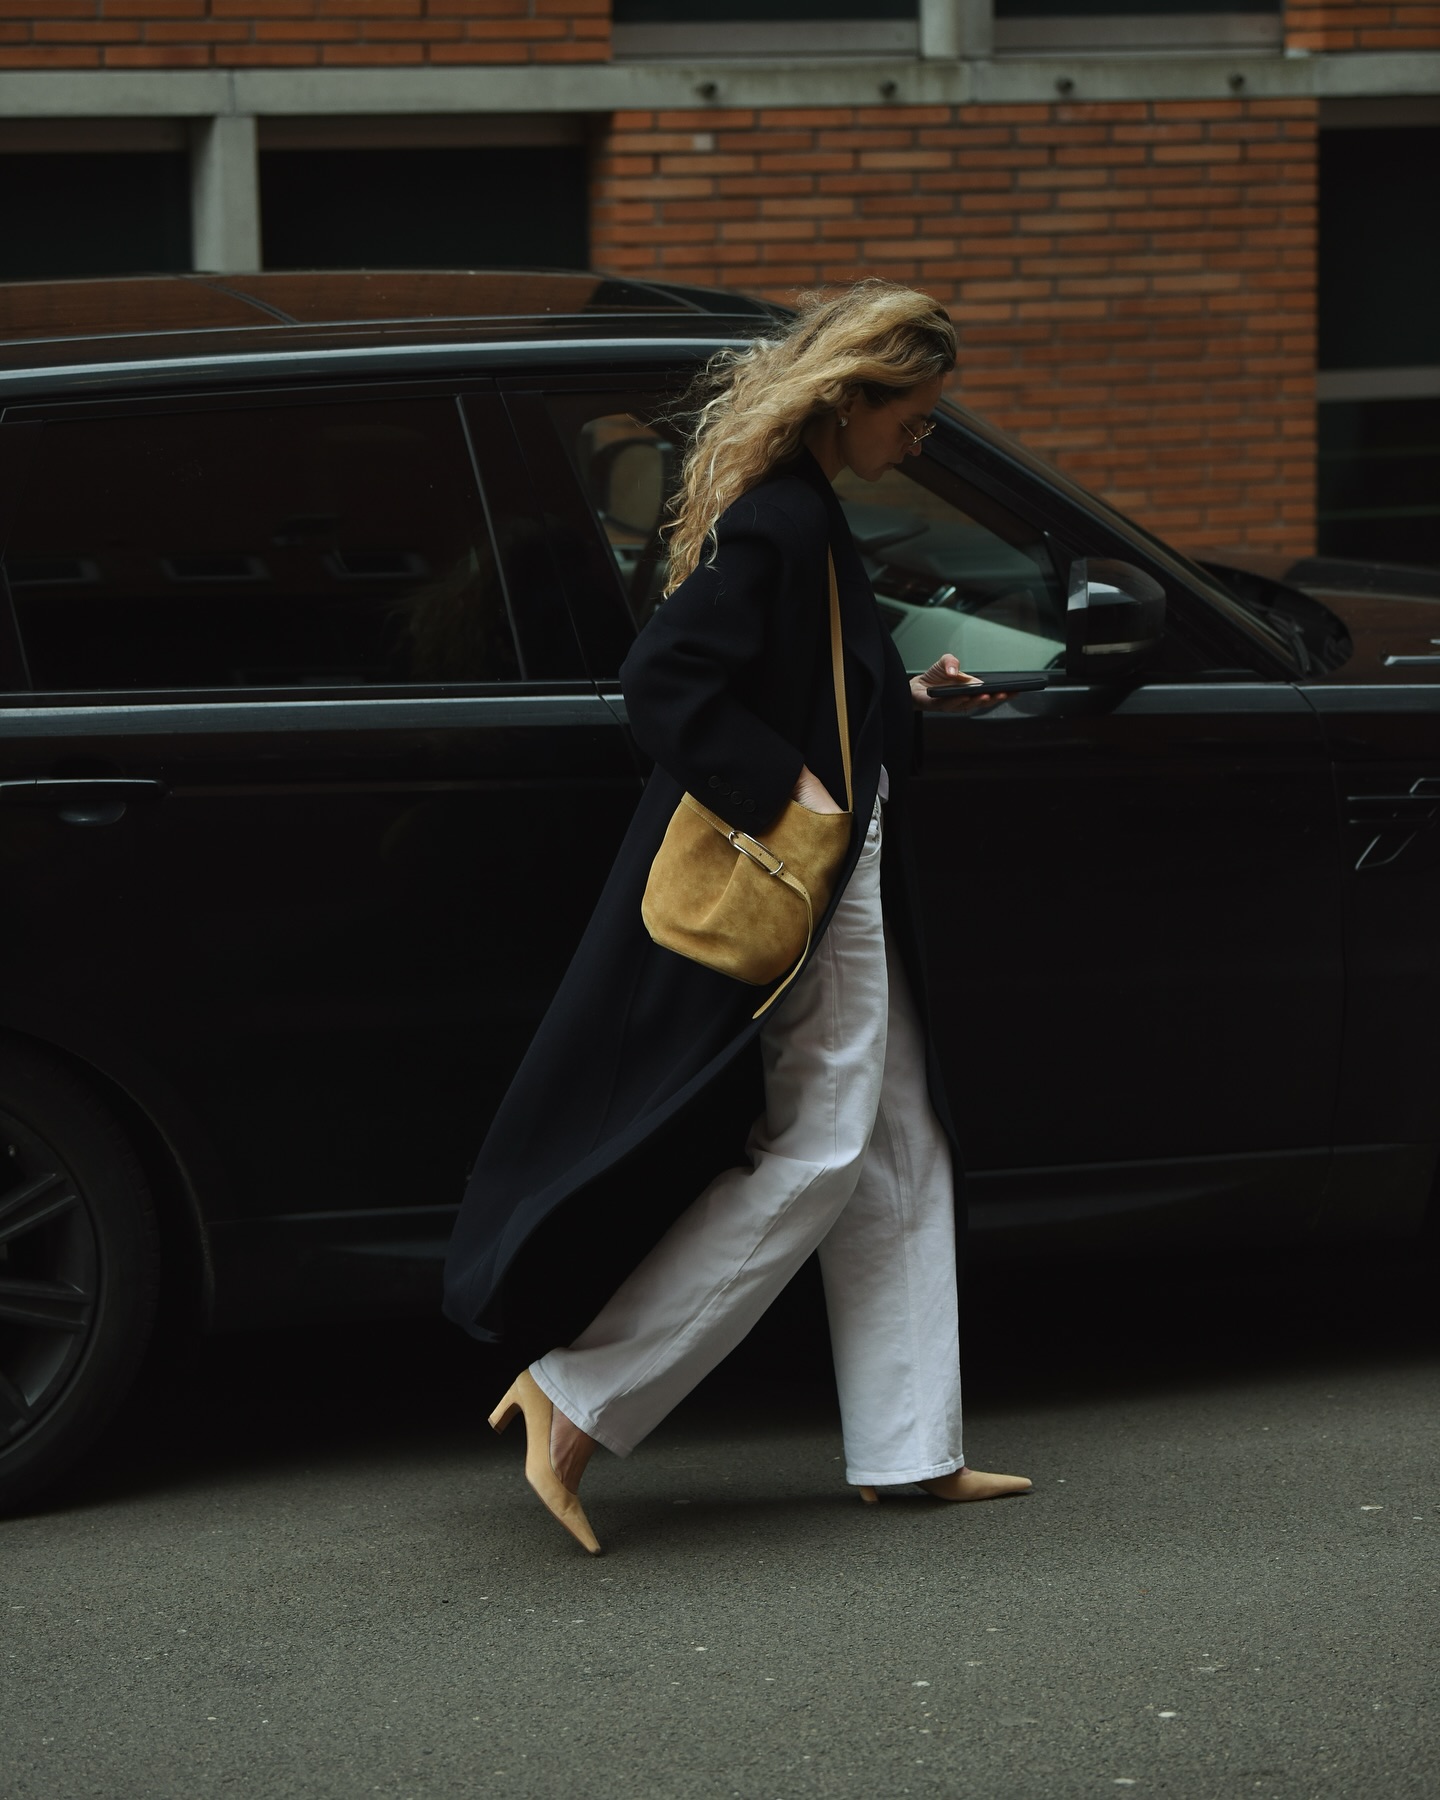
0, 270, 777, 393
0, 269, 776, 344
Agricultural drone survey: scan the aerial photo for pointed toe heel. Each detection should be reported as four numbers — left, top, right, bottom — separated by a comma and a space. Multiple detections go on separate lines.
920, 1468, 1032, 1503
489, 1370, 602, 1556
856, 1468, 1031, 1506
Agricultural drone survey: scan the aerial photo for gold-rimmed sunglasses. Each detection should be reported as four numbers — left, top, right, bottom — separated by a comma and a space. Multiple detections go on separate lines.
900, 418, 937, 450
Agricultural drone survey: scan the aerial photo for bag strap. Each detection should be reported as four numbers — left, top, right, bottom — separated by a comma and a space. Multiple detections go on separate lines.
827, 549, 853, 814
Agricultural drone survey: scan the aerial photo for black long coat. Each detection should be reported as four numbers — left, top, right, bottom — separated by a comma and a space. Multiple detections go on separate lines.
442, 449, 962, 1360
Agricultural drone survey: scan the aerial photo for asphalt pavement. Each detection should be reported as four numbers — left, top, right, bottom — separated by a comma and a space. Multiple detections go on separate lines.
3, 1238, 1437, 1800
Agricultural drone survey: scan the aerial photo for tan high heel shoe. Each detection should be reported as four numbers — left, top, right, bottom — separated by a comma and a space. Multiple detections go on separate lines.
488, 1369, 601, 1555
858, 1468, 1032, 1505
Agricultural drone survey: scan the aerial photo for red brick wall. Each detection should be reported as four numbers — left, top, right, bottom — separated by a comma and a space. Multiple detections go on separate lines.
1286, 0, 1440, 49
0, 1, 609, 69
593, 99, 1319, 557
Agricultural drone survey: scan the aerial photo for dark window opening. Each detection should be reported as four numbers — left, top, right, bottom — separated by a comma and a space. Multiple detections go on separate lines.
1319, 126, 1440, 373
260, 148, 589, 273
1318, 399, 1440, 570
0, 153, 191, 282
1317, 125, 1440, 568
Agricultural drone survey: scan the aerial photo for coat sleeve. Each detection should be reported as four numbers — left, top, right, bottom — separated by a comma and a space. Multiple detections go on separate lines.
619, 503, 810, 833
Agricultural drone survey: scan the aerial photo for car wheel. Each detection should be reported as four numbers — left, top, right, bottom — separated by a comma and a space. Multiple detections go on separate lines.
0, 1043, 159, 1514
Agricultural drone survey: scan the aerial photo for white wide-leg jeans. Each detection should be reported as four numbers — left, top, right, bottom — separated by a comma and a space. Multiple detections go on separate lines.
532, 799, 965, 1488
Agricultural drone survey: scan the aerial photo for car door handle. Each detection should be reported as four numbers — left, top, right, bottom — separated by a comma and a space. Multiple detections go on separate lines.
0, 777, 169, 827
1346, 779, 1440, 872
1346, 794, 1439, 827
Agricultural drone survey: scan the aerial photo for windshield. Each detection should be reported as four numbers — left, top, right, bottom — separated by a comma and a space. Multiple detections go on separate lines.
936, 396, 1300, 671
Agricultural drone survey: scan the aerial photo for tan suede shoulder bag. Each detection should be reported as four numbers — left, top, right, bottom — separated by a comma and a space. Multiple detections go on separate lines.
641, 551, 853, 1019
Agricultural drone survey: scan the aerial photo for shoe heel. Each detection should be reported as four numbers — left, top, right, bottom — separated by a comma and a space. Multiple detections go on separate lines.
488, 1381, 523, 1434
487, 1369, 603, 1554
857, 1486, 879, 1505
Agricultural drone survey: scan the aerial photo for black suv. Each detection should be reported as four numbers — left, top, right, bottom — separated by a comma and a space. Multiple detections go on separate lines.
2, 270, 1437, 1510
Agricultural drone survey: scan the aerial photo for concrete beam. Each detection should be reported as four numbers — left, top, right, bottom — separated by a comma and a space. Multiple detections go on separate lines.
189, 113, 260, 274
1, 52, 1438, 120
0, 70, 234, 118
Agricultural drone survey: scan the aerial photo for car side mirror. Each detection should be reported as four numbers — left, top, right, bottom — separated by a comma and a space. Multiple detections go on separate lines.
1066, 557, 1166, 681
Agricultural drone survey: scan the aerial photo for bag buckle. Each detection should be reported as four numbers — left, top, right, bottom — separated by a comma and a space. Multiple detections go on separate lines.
728, 830, 784, 877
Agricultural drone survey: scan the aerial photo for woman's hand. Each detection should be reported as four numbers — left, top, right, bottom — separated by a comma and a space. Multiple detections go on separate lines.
911, 654, 1010, 712
791, 764, 844, 814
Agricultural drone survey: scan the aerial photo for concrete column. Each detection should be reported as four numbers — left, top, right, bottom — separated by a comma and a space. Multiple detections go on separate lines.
189, 114, 261, 274
919, 0, 993, 58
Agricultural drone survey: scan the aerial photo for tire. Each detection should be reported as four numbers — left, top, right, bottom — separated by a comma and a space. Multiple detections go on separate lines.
0, 1042, 160, 1514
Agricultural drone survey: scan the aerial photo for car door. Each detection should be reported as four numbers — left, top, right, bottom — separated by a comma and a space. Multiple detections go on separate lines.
0, 380, 640, 1325
1299, 666, 1440, 1239
843, 439, 1346, 1247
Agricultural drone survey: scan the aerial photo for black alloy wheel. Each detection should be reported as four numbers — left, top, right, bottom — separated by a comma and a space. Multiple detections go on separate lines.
0, 1042, 159, 1513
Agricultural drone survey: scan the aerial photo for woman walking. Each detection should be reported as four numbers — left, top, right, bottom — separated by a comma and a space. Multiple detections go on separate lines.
443, 281, 1031, 1553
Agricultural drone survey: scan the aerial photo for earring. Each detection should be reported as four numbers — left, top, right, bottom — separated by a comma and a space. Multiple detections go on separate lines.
839, 414, 849, 427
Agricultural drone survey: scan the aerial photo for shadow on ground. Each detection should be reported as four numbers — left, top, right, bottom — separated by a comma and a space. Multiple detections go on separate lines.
37, 1226, 1436, 1519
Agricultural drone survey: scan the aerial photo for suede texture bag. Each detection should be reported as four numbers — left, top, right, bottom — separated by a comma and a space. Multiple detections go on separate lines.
641, 551, 853, 1018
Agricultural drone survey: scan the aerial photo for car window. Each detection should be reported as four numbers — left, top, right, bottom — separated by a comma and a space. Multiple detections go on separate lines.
833, 462, 1066, 674
545, 393, 684, 631
544, 390, 1065, 677
3, 396, 521, 693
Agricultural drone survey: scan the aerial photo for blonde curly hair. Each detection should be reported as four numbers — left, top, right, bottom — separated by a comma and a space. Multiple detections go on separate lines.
663, 280, 957, 594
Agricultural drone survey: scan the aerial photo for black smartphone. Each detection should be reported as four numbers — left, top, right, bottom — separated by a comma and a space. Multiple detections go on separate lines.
926, 672, 1051, 699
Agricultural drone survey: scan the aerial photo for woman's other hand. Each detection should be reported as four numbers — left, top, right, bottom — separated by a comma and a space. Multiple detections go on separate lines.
791, 764, 844, 814
911, 654, 1010, 712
